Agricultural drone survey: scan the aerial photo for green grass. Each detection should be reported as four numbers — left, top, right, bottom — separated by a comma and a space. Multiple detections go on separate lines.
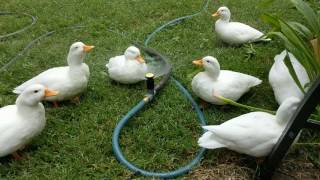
0, 0, 319, 179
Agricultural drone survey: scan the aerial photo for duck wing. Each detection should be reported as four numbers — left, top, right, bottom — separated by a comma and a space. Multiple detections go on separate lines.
13, 66, 69, 94
216, 71, 262, 100
0, 105, 17, 135
228, 22, 265, 42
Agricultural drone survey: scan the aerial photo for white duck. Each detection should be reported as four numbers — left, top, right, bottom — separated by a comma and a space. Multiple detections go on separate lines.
213, 6, 270, 45
106, 46, 148, 84
269, 50, 310, 105
198, 97, 301, 157
191, 56, 262, 105
13, 42, 94, 107
0, 84, 58, 160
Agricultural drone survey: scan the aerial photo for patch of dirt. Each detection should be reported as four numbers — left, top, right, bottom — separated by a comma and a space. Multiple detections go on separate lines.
187, 150, 320, 180
187, 164, 254, 180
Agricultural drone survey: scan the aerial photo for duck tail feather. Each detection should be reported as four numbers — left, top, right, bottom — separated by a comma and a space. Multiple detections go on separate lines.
251, 78, 262, 87
198, 131, 226, 149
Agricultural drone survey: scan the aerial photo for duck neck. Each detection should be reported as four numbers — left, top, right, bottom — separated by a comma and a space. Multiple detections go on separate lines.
67, 54, 86, 76
67, 53, 84, 69
205, 67, 220, 80
276, 106, 294, 126
218, 16, 230, 23
16, 98, 42, 116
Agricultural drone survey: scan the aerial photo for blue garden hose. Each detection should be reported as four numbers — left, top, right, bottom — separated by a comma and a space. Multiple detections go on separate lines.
111, 81, 207, 179
112, 0, 210, 178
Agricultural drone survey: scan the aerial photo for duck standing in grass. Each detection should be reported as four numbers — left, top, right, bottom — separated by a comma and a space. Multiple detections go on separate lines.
13, 42, 94, 107
106, 46, 148, 84
0, 84, 58, 160
269, 50, 310, 105
198, 97, 301, 157
191, 56, 262, 105
213, 6, 270, 45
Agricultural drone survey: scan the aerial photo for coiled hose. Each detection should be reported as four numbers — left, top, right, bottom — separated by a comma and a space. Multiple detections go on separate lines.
112, 0, 210, 178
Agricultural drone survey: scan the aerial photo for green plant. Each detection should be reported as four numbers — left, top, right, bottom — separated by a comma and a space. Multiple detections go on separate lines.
261, 0, 320, 118
262, 0, 320, 88
219, 0, 320, 121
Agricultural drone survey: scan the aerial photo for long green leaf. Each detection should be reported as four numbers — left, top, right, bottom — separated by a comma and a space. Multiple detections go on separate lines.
283, 52, 306, 94
290, 0, 320, 37
261, 13, 280, 30
279, 20, 320, 74
288, 21, 313, 40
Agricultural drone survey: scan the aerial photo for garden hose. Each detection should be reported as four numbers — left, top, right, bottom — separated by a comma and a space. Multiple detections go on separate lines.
112, 0, 210, 178
112, 46, 207, 179
0, 12, 37, 40
0, 25, 84, 73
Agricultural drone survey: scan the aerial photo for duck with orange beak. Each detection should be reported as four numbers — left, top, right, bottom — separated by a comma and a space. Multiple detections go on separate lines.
0, 84, 58, 160
191, 56, 262, 105
106, 46, 148, 84
213, 6, 270, 45
13, 42, 94, 107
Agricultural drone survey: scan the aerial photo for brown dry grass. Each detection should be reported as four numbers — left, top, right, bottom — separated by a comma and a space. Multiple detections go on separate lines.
187, 149, 320, 180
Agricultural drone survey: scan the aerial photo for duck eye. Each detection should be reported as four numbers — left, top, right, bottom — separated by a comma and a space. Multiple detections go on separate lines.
206, 60, 210, 63
34, 90, 39, 93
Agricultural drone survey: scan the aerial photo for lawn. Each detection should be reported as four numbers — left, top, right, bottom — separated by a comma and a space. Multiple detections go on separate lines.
0, 0, 319, 179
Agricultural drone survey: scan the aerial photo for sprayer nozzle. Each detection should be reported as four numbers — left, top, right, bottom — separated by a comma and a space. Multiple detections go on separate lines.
146, 73, 155, 78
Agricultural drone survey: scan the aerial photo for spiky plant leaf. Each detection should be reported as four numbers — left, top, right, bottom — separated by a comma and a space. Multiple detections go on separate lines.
283, 52, 306, 94
261, 13, 280, 31
288, 21, 313, 40
290, 0, 320, 37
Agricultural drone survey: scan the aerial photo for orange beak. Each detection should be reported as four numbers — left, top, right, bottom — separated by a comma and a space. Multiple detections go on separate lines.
212, 11, 220, 17
83, 45, 95, 52
136, 55, 145, 63
192, 59, 204, 66
44, 88, 59, 97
